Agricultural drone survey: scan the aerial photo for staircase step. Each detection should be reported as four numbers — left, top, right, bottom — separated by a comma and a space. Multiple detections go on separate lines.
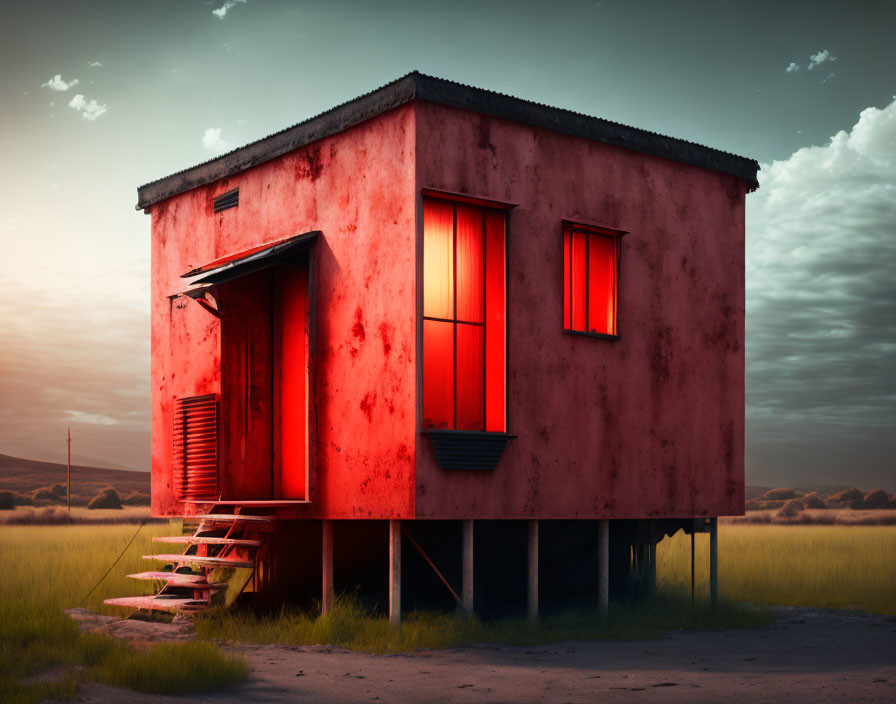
127, 571, 227, 588
104, 596, 208, 612
144, 554, 255, 568
199, 513, 275, 523
153, 536, 263, 547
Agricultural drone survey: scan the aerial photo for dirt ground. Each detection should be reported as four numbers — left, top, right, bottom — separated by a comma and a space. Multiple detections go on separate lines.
64, 607, 896, 704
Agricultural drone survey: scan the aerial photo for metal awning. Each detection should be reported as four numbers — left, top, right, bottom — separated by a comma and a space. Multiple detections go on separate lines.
180, 230, 319, 285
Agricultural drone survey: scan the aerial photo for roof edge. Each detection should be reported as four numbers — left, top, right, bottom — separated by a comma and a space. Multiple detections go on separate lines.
137, 72, 759, 210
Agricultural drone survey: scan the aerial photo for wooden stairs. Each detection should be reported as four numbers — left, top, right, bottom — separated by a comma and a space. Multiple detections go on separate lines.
104, 506, 275, 613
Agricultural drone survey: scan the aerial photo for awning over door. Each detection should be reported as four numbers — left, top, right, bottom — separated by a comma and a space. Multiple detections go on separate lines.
180, 230, 319, 286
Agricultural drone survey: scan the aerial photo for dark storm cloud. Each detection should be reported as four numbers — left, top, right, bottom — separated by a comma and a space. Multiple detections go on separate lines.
746, 99, 896, 489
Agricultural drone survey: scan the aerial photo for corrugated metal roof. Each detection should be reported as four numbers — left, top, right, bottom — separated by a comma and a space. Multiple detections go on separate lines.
136, 71, 759, 210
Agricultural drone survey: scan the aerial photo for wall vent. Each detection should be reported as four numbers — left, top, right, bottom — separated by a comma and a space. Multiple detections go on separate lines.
213, 188, 239, 213
172, 394, 218, 500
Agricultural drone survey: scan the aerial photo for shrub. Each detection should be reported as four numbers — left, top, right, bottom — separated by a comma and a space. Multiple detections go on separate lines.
30, 486, 63, 503
88, 487, 122, 510
744, 500, 763, 511
777, 498, 804, 518
0, 490, 14, 510
801, 492, 826, 509
762, 488, 797, 501
863, 489, 890, 509
121, 490, 151, 506
849, 498, 868, 510
827, 488, 863, 506
884, 499, 896, 510
12, 491, 33, 506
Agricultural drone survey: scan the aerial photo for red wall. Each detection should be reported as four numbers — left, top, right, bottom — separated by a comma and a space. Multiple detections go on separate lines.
150, 106, 418, 518
150, 100, 745, 521
413, 103, 746, 519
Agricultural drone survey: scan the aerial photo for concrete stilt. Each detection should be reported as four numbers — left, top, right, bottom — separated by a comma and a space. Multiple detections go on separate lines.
527, 519, 539, 623
321, 520, 334, 615
598, 519, 609, 621
709, 517, 718, 605
389, 520, 401, 627
690, 529, 695, 603
462, 519, 474, 616
648, 541, 657, 595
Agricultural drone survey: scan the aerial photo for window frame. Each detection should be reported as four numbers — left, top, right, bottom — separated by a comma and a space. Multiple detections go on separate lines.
420, 192, 511, 435
562, 219, 626, 340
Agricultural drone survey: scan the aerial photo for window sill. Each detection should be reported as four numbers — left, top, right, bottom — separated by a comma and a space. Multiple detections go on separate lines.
421, 430, 515, 471
563, 329, 620, 341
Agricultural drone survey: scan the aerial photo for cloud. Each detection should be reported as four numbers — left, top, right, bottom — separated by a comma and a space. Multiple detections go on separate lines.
41, 74, 79, 91
212, 0, 247, 19
68, 94, 107, 120
62, 410, 119, 426
746, 97, 896, 486
202, 127, 231, 153
87, 60, 102, 68
808, 49, 837, 70
786, 62, 800, 73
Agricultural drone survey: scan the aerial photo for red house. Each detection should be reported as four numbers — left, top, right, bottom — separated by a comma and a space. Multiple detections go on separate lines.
108, 73, 757, 620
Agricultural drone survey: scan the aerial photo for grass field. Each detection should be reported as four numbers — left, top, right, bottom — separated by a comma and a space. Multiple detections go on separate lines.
1, 523, 894, 701
0, 523, 248, 704
659, 525, 896, 615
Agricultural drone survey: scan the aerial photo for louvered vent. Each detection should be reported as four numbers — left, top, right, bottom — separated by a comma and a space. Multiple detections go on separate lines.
213, 188, 239, 213
172, 394, 218, 500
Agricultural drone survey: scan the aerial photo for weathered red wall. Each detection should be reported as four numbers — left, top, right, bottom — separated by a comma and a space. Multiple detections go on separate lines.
413, 103, 746, 519
150, 105, 418, 518
150, 99, 745, 521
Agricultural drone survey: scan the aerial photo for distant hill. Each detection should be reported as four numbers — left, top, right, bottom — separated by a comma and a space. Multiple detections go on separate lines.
0, 453, 149, 497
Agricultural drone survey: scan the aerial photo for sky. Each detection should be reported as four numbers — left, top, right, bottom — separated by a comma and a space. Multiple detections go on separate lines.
0, 0, 894, 489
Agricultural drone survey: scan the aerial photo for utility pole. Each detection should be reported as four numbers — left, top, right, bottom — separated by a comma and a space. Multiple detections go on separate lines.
67, 427, 71, 514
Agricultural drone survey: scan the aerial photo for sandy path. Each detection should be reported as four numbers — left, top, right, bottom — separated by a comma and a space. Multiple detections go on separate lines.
66, 607, 896, 703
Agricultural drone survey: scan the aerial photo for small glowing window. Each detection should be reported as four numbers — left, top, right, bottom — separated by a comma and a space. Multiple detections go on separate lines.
563, 222, 622, 337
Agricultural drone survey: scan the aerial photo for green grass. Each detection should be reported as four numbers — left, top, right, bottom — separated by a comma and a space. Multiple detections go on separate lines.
2, 522, 894, 701
660, 525, 896, 615
196, 593, 771, 654
0, 524, 250, 704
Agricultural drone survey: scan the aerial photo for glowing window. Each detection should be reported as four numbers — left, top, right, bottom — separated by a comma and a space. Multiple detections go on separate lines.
423, 197, 506, 432
563, 222, 621, 337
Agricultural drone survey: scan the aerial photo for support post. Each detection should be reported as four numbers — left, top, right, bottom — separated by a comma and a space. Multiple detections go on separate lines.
321, 520, 334, 615
389, 520, 401, 627
462, 519, 474, 616
66, 427, 71, 515
598, 519, 609, 621
648, 541, 657, 595
709, 517, 718, 605
527, 519, 539, 623
690, 530, 695, 603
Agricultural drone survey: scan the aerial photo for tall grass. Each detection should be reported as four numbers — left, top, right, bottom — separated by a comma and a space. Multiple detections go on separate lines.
0, 524, 249, 703
659, 525, 896, 615
196, 593, 771, 654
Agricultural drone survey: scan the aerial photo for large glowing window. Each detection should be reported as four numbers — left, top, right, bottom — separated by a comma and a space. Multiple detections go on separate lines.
423, 197, 506, 432
563, 223, 621, 337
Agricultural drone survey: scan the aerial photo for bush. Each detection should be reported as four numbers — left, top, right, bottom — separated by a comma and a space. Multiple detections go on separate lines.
30, 486, 63, 503
762, 488, 797, 501
863, 489, 890, 509
0, 490, 14, 510
884, 499, 896, 510
121, 490, 151, 506
826, 488, 863, 506
744, 500, 763, 511
88, 487, 122, 510
13, 491, 33, 506
777, 498, 804, 518
801, 492, 826, 509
